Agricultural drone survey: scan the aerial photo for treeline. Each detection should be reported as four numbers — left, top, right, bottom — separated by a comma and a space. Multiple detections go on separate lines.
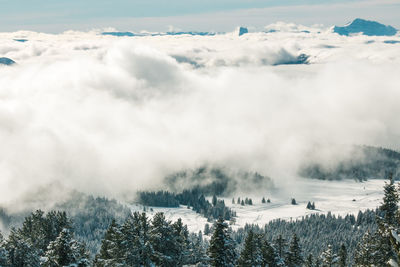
165, 166, 274, 196
299, 145, 400, 181
0, 208, 376, 267
138, 189, 235, 220
231, 209, 376, 265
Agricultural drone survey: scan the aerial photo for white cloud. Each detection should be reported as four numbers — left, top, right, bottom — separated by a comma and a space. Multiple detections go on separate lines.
0, 27, 400, 207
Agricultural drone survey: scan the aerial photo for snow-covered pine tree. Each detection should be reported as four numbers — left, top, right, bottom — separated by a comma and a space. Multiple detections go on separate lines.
149, 212, 178, 266
274, 234, 287, 259
337, 243, 347, 267
172, 218, 190, 265
262, 197, 266, 204
305, 254, 313, 267
0, 232, 9, 266
261, 237, 281, 267
320, 244, 337, 267
237, 230, 262, 266
354, 231, 376, 266
208, 217, 237, 267
285, 233, 303, 267
4, 228, 41, 267
187, 231, 208, 265
120, 212, 154, 266
381, 173, 398, 225
94, 219, 124, 266
204, 223, 211, 235
374, 174, 399, 265
42, 228, 90, 267
212, 195, 218, 207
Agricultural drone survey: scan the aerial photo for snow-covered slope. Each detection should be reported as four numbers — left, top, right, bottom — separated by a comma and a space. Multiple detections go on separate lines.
130, 179, 385, 232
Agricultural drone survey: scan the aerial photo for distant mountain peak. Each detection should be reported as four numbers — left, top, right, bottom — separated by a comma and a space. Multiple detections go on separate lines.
238, 27, 248, 36
333, 18, 398, 36
0, 57, 16, 66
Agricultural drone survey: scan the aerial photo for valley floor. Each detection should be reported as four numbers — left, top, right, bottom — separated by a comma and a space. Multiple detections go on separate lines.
130, 179, 385, 232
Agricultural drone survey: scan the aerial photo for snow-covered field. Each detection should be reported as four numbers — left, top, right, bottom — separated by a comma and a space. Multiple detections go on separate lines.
131, 179, 385, 232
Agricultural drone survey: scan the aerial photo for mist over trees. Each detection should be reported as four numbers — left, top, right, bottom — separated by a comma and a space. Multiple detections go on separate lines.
300, 146, 400, 181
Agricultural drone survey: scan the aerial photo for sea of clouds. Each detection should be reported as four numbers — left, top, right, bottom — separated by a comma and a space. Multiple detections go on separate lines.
0, 24, 400, 207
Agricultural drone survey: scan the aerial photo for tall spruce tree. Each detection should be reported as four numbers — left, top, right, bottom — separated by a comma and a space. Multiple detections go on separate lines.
305, 254, 313, 267
381, 174, 399, 226
320, 244, 337, 267
120, 212, 154, 266
0, 232, 9, 267
285, 234, 303, 267
354, 231, 377, 266
237, 230, 262, 266
172, 218, 190, 265
275, 234, 287, 259
261, 238, 281, 267
43, 228, 90, 267
375, 174, 400, 265
149, 212, 178, 266
338, 244, 347, 267
94, 219, 124, 266
4, 228, 41, 267
208, 217, 237, 267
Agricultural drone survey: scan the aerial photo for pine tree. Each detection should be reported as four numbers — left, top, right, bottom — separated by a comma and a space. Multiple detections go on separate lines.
261, 238, 280, 267
94, 219, 124, 266
262, 197, 266, 204
305, 254, 313, 267
275, 235, 287, 259
43, 228, 90, 267
120, 212, 154, 266
237, 230, 262, 266
187, 232, 207, 265
212, 195, 218, 207
149, 212, 177, 266
4, 228, 41, 267
320, 244, 337, 267
381, 173, 398, 226
172, 218, 190, 265
232, 198, 235, 204
374, 174, 400, 265
0, 232, 9, 267
338, 244, 347, 267
285, 234, 303, 267
204, 223, 211, 235
208, 217, 237, 267
354, 231, 376, 266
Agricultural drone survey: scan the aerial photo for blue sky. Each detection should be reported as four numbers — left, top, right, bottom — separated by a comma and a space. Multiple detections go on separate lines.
0, 0, 399, 32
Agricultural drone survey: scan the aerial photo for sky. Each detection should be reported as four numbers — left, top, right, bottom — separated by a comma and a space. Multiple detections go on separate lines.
0, 0, 399, 32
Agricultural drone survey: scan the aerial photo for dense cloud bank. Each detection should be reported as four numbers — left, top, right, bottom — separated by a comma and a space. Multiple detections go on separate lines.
0, 24, 400, 205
